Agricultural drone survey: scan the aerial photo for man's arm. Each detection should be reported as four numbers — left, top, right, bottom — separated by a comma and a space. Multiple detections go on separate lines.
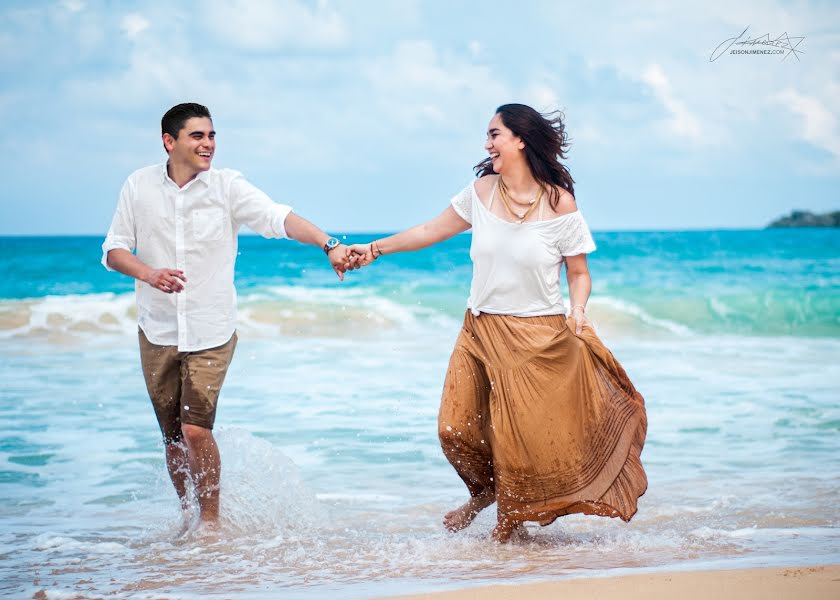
283, 213, 353, 281
101, 177, 185, 293
228, 174, 353, 280
106, 249, 186, 293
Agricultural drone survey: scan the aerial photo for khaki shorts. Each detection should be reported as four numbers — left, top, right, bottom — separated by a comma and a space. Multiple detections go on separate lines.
138, 329, 238, 443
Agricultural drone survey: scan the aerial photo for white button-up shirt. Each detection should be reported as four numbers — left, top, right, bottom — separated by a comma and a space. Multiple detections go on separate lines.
102, 163, 293, 351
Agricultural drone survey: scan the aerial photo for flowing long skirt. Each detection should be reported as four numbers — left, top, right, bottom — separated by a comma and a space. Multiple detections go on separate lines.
438, 311, 647, 524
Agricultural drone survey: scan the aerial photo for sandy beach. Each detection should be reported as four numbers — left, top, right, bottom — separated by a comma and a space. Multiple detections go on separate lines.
384, 565, 840, 600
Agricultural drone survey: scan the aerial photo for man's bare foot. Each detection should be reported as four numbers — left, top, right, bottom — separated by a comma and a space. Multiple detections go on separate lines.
491, 518, 527, 543
443, 489, 495, 532
192, 518, 221, 541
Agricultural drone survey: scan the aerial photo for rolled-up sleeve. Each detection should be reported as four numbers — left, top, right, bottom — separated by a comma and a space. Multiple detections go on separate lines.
101, 179, 137, 271
229, 173, 293, 239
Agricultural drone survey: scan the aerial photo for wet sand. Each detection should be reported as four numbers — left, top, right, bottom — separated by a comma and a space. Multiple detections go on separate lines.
383, 565, 840, 600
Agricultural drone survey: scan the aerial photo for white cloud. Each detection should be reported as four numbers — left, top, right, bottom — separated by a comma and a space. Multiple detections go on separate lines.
61, 0, 85, 12
362, 40, 508, 131
467, 40, 483, 59
573, 124, 606, 145
774, 89, 840, 161
120, 14, 150, 38
64, 39, 212, 109
205, 0, 349, 51
641, 64, 703, 143
523, 83, 560, 113
2, 0, 837, 234
535, 0, 839, 170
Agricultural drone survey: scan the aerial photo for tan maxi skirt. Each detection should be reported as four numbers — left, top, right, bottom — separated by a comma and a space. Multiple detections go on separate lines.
438, 311, 647, 524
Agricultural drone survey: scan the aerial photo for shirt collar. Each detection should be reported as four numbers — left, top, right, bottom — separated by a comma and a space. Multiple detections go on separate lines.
161, 162, 211, 188
194, 169, 210, 185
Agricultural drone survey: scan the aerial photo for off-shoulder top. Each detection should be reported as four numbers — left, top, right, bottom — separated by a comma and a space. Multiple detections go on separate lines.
450, 178, 596, 317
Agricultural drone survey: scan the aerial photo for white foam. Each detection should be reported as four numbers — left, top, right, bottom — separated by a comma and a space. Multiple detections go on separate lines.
708, 296, 733, 318
316, 492, 405, 504
254, 284, 443, 324
236, 285, 460, 337
0, 292, 136, 339
590, 296, 695, 336
130, 427, 324, 541
32, 533, 127, 554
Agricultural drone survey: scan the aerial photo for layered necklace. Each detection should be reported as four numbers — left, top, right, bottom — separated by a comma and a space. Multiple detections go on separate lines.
498, 178, 543, 224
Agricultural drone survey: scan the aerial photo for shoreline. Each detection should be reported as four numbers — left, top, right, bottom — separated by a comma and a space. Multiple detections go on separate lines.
381, 564, 840, 600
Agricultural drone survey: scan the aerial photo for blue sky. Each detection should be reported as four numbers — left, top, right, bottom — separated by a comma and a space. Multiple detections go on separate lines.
0, 0, 838, 234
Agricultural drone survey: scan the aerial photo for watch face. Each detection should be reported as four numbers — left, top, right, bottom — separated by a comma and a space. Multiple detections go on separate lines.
326, 238, 339, 249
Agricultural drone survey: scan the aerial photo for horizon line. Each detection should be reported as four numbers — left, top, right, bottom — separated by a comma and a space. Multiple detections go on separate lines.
2, 226, 836, 238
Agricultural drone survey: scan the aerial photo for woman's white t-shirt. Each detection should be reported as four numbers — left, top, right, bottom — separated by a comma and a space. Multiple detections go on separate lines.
450, 179, 596, 317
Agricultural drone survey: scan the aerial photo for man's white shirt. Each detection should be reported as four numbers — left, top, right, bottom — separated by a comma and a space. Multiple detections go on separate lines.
102, 164, 293, 351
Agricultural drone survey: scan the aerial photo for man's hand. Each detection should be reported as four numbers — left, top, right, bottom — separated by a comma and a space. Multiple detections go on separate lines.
143, 268, 186, 293
327, 244, 359, 281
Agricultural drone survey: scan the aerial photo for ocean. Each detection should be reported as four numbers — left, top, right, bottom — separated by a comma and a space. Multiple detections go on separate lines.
0, 229, 838, 598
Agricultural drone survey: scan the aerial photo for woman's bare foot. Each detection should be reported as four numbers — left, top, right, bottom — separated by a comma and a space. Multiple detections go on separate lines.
491, 518, 527, 543
443, 489, 495, 532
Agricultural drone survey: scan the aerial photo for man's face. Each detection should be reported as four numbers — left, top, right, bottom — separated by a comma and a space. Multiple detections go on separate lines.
163, 117, 215, 173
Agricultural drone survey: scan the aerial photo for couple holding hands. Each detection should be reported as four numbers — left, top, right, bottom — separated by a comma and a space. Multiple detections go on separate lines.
102, 102, 646, 543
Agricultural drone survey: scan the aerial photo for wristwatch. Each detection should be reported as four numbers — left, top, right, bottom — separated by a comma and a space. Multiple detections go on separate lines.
323, 237, 341, 254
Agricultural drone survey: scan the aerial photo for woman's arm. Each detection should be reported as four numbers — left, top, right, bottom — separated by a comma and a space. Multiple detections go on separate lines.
348, 206, 470, 264
565, 253, 592, 334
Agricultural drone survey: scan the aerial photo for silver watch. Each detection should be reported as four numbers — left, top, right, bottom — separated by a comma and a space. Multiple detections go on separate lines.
323, 237, 341, 254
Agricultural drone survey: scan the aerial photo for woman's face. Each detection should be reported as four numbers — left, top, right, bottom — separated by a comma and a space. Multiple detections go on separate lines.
484, 113, 525, 173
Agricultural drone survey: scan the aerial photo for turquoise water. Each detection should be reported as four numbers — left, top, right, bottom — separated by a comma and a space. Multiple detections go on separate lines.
2, 229, 838, 336
0, 230, 838, 598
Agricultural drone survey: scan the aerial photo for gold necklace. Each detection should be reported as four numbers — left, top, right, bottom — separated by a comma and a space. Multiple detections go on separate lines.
498, 179, 543, 224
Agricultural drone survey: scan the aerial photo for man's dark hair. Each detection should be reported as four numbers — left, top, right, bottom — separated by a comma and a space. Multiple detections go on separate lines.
161, 103, 212, 140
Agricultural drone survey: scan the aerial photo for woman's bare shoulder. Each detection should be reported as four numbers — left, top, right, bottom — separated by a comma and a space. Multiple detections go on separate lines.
545, 186, 578, 216
473, 174, 499, 205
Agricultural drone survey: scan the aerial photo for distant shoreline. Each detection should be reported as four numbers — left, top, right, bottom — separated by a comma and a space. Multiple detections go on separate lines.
767, 210, 840, 228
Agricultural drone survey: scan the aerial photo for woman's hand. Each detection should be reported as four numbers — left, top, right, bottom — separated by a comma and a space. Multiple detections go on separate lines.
571, 305, 592, 335
347, 243, 376, 266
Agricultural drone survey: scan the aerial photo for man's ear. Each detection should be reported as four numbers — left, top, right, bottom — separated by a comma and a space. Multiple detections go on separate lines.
162, 133, 175, 154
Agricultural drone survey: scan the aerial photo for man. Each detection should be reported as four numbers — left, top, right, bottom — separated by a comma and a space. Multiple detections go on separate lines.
101, 102, 354, 529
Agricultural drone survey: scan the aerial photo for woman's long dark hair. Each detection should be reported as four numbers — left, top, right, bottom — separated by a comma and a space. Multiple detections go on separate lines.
474, 103, 575, 210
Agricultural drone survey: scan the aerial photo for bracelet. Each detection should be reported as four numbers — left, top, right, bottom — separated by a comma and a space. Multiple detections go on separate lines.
371, 241, 382, 259
571, 304, 586, 313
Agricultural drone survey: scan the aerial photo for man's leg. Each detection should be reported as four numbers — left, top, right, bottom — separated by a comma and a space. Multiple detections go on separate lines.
165, 441, 191, 510
138, 330, 190, 510
181, 424, 221, 523
179, 332, 238, 525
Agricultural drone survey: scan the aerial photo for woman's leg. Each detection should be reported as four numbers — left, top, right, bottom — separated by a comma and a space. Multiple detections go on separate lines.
438, 347, 495, 531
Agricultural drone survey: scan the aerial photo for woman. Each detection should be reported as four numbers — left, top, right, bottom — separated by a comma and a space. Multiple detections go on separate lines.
349, 104, 647, 542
